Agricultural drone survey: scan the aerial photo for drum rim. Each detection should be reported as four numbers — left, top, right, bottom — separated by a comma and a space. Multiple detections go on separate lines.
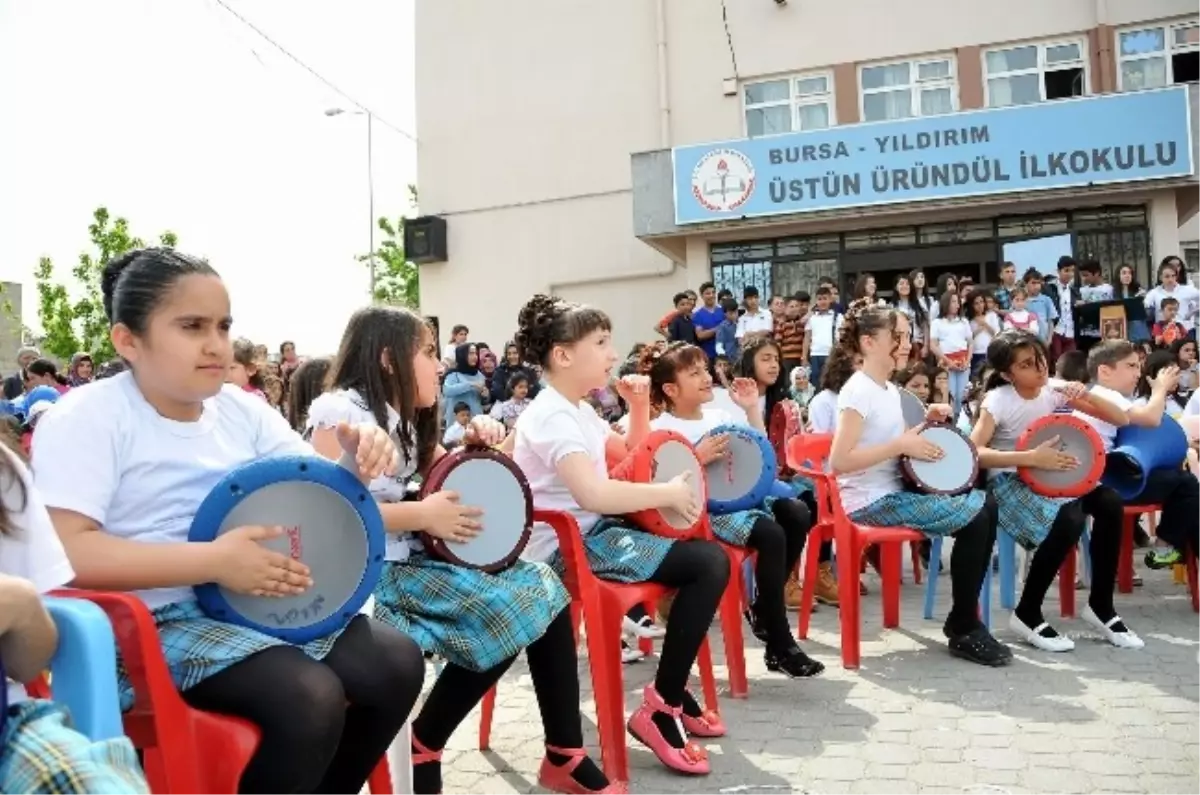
189, 455, 385, 644
899, 421, 979, 496
612, 429, 706, 539
704, 423, 778, 510
1016, 414, 1106, 498
419, 446, 534, 571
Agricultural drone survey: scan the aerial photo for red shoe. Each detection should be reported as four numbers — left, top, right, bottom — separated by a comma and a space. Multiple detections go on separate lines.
537, 745, 627, 794
680, 701, 726, 738
627, 684, 711, 775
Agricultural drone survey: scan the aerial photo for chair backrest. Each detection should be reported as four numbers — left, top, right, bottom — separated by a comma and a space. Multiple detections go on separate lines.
42, 596, 125, 742
786, 433, 856, 529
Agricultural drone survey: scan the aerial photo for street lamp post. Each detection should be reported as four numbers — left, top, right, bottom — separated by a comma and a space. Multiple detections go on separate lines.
325, 108, 376, 302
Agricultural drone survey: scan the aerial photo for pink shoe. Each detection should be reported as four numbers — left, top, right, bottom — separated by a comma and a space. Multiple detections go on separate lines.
680, 698, 726, 738
537, 745, 627, 794
626, 684, 711, 775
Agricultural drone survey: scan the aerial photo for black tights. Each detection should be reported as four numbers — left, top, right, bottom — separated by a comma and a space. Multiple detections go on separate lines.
182, 616, 425, 794
945, 493, 999, 637
797, 491, 832, 563
746, 499, 811, 650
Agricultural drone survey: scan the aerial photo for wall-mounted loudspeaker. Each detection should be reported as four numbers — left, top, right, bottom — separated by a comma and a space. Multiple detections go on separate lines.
404, 216, 448, 264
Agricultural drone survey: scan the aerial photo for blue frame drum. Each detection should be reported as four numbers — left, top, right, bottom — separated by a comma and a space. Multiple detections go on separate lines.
189, 456, 386, 644
703, 425, 777, 514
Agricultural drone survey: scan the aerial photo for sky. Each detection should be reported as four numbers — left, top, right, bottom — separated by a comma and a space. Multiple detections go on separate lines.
0, 0, 417, 355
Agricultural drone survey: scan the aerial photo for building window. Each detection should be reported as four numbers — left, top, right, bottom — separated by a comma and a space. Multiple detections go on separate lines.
1117, 19, 1199, 91
743, 73, 835, 138
984, 39, 1087, 107
859, 57, 956, 122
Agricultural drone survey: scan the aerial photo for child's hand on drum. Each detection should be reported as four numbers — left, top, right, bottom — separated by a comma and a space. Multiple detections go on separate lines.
213, 525, 313, 597
616, 374, 651, 405
335, 421, 399, 480
422, 491, 483, 544
666, 470, 701, 525
925, 403, 953, 422
1053, 381, 1090, 401
464, 415, 506, 447
729, 377, 759, 409
694, 433, 730, 465
1028, 435, 1079, 471
896, 425, 943, 462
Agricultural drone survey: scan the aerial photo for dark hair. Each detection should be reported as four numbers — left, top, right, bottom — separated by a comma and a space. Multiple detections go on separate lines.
817, 276, 836, 287
699, 281, 716, 293
820, 344, 860, 392
231, 338, 265, 390
451, 324, 469, 336
1078, 259, 1102, 276
794, 290, 811, 303
743, 285, 759, 298
279, 340, 295, 355
893, 273, 927, 329
287, 356, 331, 432
1087, 339, 1138, 380
939, 290, 960, 317
935, 273, 957, 297
893, 362, 929, 389
1057, 255, 1077, 271
101, 247, 217, 332
95, 360, 127, 380
1001, 261, 1016, 272
853, 273, 876, 300
835, 305, 899, 356
1161, 296, 1180, 309
1170, 337, 1196, 360
328, 306, 438, 473
514, 294, 612, 370
1138, 349, 1178, 399
506, 371, 530, 398
645, 342, 708, 410
1023, 269, 1044, 284
1159, 255, 1186, 280
1055, 350, 1089, 383
452, 401, 471, 414
814, 285, 832, 298
981, 330, 1047, 391
735, 336, 787, 418
964, 288, 992, 320
672, 291, 690, 307
26, 359, 66, 387
1115, 264, 1141, 297
717, 288, 733, 300
720, 298, 739, 314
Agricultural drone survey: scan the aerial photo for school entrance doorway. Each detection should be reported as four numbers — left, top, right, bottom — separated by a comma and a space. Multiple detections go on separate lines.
840, 241, 997, 300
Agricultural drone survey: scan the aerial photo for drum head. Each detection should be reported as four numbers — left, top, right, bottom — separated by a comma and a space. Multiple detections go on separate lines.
429, 454, 532, 570
905, 426, 978, 495
1018, 415, 1105, 498
190, 457, 384, 644
900, 389, 926, 429
652, 438, 704, 530
705, 428, 772, 502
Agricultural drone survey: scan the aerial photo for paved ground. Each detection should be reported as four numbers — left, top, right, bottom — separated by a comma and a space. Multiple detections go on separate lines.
427, 555, 1199, 794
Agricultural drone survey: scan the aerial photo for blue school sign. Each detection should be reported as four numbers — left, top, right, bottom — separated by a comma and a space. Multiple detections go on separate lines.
672, 87, 1194, 225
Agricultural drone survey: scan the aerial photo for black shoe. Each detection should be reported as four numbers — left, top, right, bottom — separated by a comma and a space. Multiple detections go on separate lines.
765, 645, 825, 678
945, 626, 1013, 667
742, 606, 770, 644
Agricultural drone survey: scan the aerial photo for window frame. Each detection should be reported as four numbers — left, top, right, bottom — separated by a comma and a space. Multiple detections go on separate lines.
981, 36, 1091, 108
857, 54, 959, 123
1115, 18, 1200, 91
741, 70, 837, 138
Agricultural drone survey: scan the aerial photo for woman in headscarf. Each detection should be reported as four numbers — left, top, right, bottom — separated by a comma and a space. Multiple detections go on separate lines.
67, 353, 94, 388
440, 342, 486, 427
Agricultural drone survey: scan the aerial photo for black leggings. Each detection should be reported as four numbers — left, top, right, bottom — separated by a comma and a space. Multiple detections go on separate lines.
747, 499, 811, 649
1139, 468, 1200, 554
411, 608, 583, 752
645, 538, 730, 706
182, 616, 425, 794
944, 492, 999, 636
797, 491, 833, 564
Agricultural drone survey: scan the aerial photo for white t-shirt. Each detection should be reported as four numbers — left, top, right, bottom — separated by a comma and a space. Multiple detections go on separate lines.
1145, 283, 1200, 332
2, 444, 75, 705
306, 389, 422, 562
971, 312, 1001, 354
1055, 280, 1076, 336
650, 407, 735, 444
930, 317, 972, 356
807, 389, 838, 434
1185, 391, 1200, 418
979, 378, 1068, 477
835, 372, 905, 513
512, 385, 611, 561
1003, 310, 1040, 336
1073, 383, 1133, 452
31, 372, 311, 610
804, 310, 843, 357
735, 308, 773, 339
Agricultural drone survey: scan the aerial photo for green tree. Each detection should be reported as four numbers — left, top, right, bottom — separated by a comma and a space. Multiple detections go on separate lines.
358, 184, 420, 308
32, 207, 177, 362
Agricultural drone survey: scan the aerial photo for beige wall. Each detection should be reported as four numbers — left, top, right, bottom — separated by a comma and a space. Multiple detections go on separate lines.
415, 0, 1198, 352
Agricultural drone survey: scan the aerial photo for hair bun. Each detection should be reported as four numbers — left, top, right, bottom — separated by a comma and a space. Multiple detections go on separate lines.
514, 294, 564, 365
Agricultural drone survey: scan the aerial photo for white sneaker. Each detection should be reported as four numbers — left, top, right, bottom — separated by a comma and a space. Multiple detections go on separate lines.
1009, 613, 1075, 652
623, 615, 666, 639
1081, 604, 1145, 649
621, 639, 645, 664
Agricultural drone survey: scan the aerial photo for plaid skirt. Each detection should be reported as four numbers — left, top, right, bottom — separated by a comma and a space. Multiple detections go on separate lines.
710, 507, 771, 547
547, 517, 674, 584
849, 489, 986, 537
117, 600, 341, 711
778, 474, 816, 498
988, 472, 1073, 550
373, 555, 568, 672
0, 700, 148, 794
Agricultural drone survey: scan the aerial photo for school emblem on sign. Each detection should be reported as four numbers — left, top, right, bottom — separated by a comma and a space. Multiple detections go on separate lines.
691, 148, 755, 213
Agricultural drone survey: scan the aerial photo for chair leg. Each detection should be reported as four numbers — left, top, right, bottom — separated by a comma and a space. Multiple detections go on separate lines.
797, 539, 821, 640
717, 568, 749, 699
837, 541, 863, 669
1118, 514, 1136, 594
910, 541, 923, 585
1186, 548, 1199, 614
922, 537, 943, 620
479, 687, 496, 750
980, 556, 992, 631
880, 542, 902, 629
585, 604, 631, 784
637, 599, 654, 656
1059, 550, 1076, 619
998, 533, 1017, 610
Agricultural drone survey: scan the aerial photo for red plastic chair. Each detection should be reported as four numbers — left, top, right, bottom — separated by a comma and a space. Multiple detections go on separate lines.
1186, 546, 1200, 613
786, 436, 926, 669
477, 510, 721, 785
1118, 505, 1160, 594
50, 589, 392, 794
707, 518, 751, 699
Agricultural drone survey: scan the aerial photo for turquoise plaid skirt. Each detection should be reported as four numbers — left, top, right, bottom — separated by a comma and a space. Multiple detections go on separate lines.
849, 489, 986, 537
988, 472, 1073, 550
0, 700, 147, 794
373, 554, 568, 673
547, 517, 674, 583
117, 600, 343, 711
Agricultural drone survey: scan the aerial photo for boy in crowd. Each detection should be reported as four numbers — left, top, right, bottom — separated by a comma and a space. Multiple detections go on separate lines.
692, 281, 725, 360
653, 289, 696, 338
666, 291, 698, 344
1077, 259, 1114, 353
1153, 297, 1188, 346
1022, 269, 1059, 346
1145, 260, 1200, 335
993, 261, 1020, 315
716, 298, 741, 363
801, 285, 842, 388
736, 285, 774, 342
778, 294, 808, 373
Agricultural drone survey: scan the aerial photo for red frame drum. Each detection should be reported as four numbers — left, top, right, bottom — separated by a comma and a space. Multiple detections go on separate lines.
610, 429, 706, 539
420, 445, 534, 571
1016, 414, 1105, 498
900, 422, 979, 496
769, 399, 803, 477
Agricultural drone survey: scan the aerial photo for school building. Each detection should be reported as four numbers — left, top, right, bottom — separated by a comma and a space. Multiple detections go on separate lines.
413, 0, 1199, 352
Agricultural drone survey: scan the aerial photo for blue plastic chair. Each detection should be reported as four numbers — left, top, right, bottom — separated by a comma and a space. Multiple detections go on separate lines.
997, 523, 1092, 610
921, 536, 993, 629
43, 596, 124, 742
